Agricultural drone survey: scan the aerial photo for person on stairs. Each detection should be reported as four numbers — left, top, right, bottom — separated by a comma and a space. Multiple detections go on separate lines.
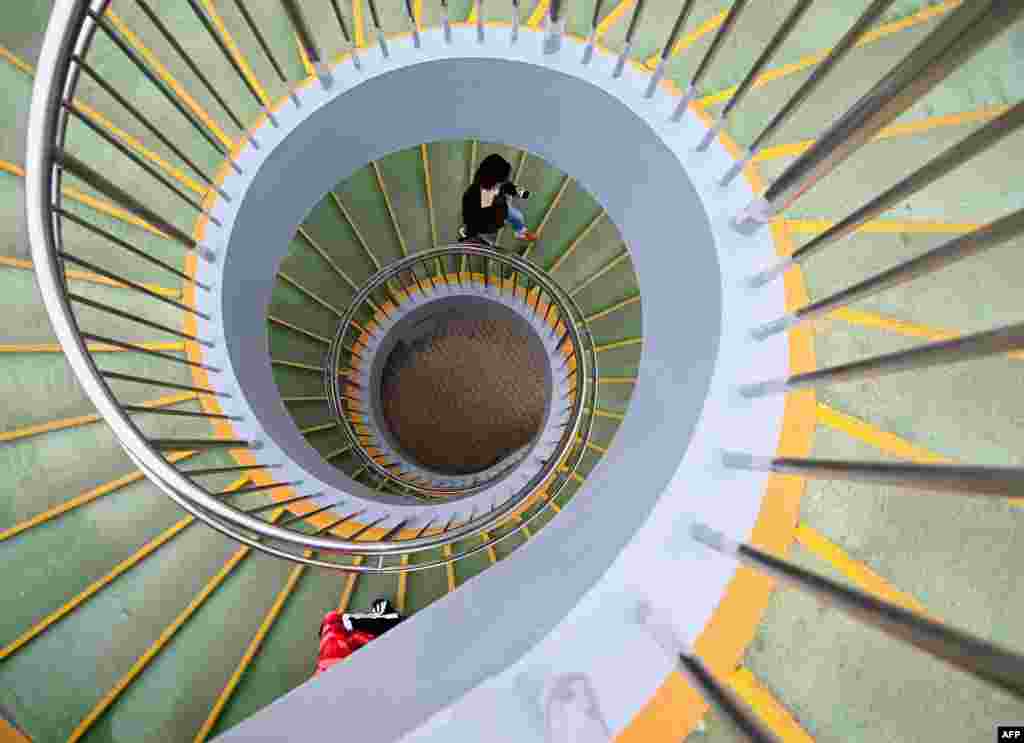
460, 153, 539, 245
315, 598, 403, 675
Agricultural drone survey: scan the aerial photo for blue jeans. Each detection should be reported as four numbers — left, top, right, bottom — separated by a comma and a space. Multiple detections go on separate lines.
506, 205, 527, 235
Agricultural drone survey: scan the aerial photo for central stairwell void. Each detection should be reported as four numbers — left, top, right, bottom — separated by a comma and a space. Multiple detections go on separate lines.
14, 0, 1024, 740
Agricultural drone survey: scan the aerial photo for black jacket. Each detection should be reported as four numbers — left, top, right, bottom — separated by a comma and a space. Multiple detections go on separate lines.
462, 183, 509, 237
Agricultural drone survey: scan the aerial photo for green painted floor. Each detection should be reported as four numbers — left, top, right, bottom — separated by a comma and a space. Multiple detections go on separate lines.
0, 1, 1022, 742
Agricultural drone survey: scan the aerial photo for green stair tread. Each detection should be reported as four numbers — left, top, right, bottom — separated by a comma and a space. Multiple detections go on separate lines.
586, 299, 641, 344
513, 152, 567, 233
403, 548, 451, 613
707, 15, 939, 150
0, 2, 52, 68
739, 541, 1023, 743
278, 233, 359, 314
83, 550, 294, 743
377, 146, 434, 255
571, 261, 640, 313
0, 62, 32, 167
0, 175, 28, 260
449, 0, 475, 24
564, 0, 598, 40
812, 323, 1024, 470
0, 478, 190, 650
0, 525, 237, 743
427, 140, 471, 246
104, 0, 264, 135
347, 565, 400, 614
544, 214, 624, 286
302, 194, 378, 280
595, 376, 634, 414
269, 279, 340, 342
268, 315, 332, 367
448, 535, 491, 584
760, 125, 1024, 226
334, 165, 406, 267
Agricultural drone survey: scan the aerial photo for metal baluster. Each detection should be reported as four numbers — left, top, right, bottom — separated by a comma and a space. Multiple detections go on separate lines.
230, 0, 301, 106
644, 0, 696, 96
734, 0, 1024, 231
739, 321, 1024, 398
582, 0, 605, 64
56, 152, 199, 250
544, 0, 564, 54
81, 332, 219, 371
613, 0, 647, 78
184, 463, 281, 477
152, 438, 255, 451
404, 0, 421, 47
72, 57, 229, 199
476, 0, 485, 43
721, 452, 1024, 500
88, 10, 242, 173
100, 370, 226, 396
752, 208, 1024, 339
441, 0, 452, 43
720, 0, 898, 186
671, 0, 751, 121
123, 405, 240, 420
696, 0, 813, 150
68, 293, 214, 346
511, 0, 520, 43
749, 101, 1024, 289
281, 0, 333, 86
639, 602, 781, 742
64, 102, 220, 223
184, 0, 278, 126
129, 0, 259, 147
329, 0, 361, 70
366, 0, 388, 57
693, 524, 1024, 699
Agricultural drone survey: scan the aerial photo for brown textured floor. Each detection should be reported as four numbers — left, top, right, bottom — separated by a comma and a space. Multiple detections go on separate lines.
381, 313, 548, 474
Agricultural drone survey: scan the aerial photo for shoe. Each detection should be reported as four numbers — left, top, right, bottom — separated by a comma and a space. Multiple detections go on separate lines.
457, 225, 468, 240
343, 597, 401, 631
516, 230, 539, 242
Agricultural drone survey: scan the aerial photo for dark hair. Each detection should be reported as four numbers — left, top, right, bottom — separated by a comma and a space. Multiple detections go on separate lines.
474, 153, 512, 190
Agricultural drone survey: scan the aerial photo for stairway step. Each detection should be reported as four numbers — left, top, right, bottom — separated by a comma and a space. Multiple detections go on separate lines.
0, 61, 32, 165
0, 523, 238, 742
427, 140, 471, 246
0, 4, 52, 69
377, 147, 436, 255
404, 548, 452, 614
334, 164, 405, 267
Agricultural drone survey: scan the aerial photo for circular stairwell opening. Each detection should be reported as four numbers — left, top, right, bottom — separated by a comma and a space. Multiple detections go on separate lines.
374, 296, 551, 476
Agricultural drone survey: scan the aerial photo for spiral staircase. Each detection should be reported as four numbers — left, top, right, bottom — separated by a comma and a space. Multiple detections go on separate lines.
2, 1, 1023, 741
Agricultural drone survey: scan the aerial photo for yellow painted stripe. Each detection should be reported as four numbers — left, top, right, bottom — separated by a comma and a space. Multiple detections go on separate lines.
595, 337, 642, 353
68, 542, 258, 742
421, 144, 438, 248
644, 9, 726, 67
195, 558, 309, 743
0, 452, 196, 543
0, 160, 25, 177
339, 556, 364, 611
756, 105, 1010, 162
442, 544, 457, 591
595, 0, 636, 40
105, 9, 234, 150
0, 717, 31, 743
373, 161, 407, 256
698, 0, 962, 104
353, 0, 367, 48
480, 531, 498, 564
795, 524, 931, 616
816, 402, 951, 464
62, 185, 171, 241
468, 1, 478, 23
0, 516, 195, 661
294, 32, 316, 77
594, 408, 625, 420
0, 341, 184, 354
527, 0, 550, 29
550, 211, 605, 273
0, 44, 34, 75
0, 392, 197, 444
828, 307, 1024, 362
585, 294, 640, 323
597, 375, 637, 384
398, 554, 410, 612
526, 176, 571, 259
414, 0, 423, 30
200, 0, 270, 106
782, 218, 980, 236
726, 667, 814, 743
75, 102, 208, 196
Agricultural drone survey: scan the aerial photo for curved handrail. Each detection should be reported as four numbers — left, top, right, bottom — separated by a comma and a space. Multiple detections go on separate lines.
325, 244, 595, 500
28, 0, 601, 570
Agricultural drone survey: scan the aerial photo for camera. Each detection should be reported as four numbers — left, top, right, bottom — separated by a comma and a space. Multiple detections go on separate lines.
500, 182, 531, 200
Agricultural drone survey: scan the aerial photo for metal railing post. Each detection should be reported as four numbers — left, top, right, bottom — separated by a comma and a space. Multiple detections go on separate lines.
328, 0, 360, 70
511, 0, 520, 43
734, 0, 1024, 231
544, 0, 564, 54
230, 0, 298, 105
693, 524, 1024, 700
752, 208, 1024, 339
366, 0, 388, 57
749, 101, 1024, 289
719, 0, 898, 186
405, 0, 421, 47
644, 0, 696, 97
476, 0, 485, 42
739, 321, 1024, 397
441, 0, 452, 43
281, 0, 333, 86
696, 0, 813, 150
671, 0, 751, 122
613, 0, 648, 78
582, 0, 605, 64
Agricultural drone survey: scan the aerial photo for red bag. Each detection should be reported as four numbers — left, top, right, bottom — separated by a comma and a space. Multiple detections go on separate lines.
316, 610, 377, 675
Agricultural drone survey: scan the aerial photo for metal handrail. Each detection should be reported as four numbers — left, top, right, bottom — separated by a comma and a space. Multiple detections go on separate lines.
325, 244, 596, 501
